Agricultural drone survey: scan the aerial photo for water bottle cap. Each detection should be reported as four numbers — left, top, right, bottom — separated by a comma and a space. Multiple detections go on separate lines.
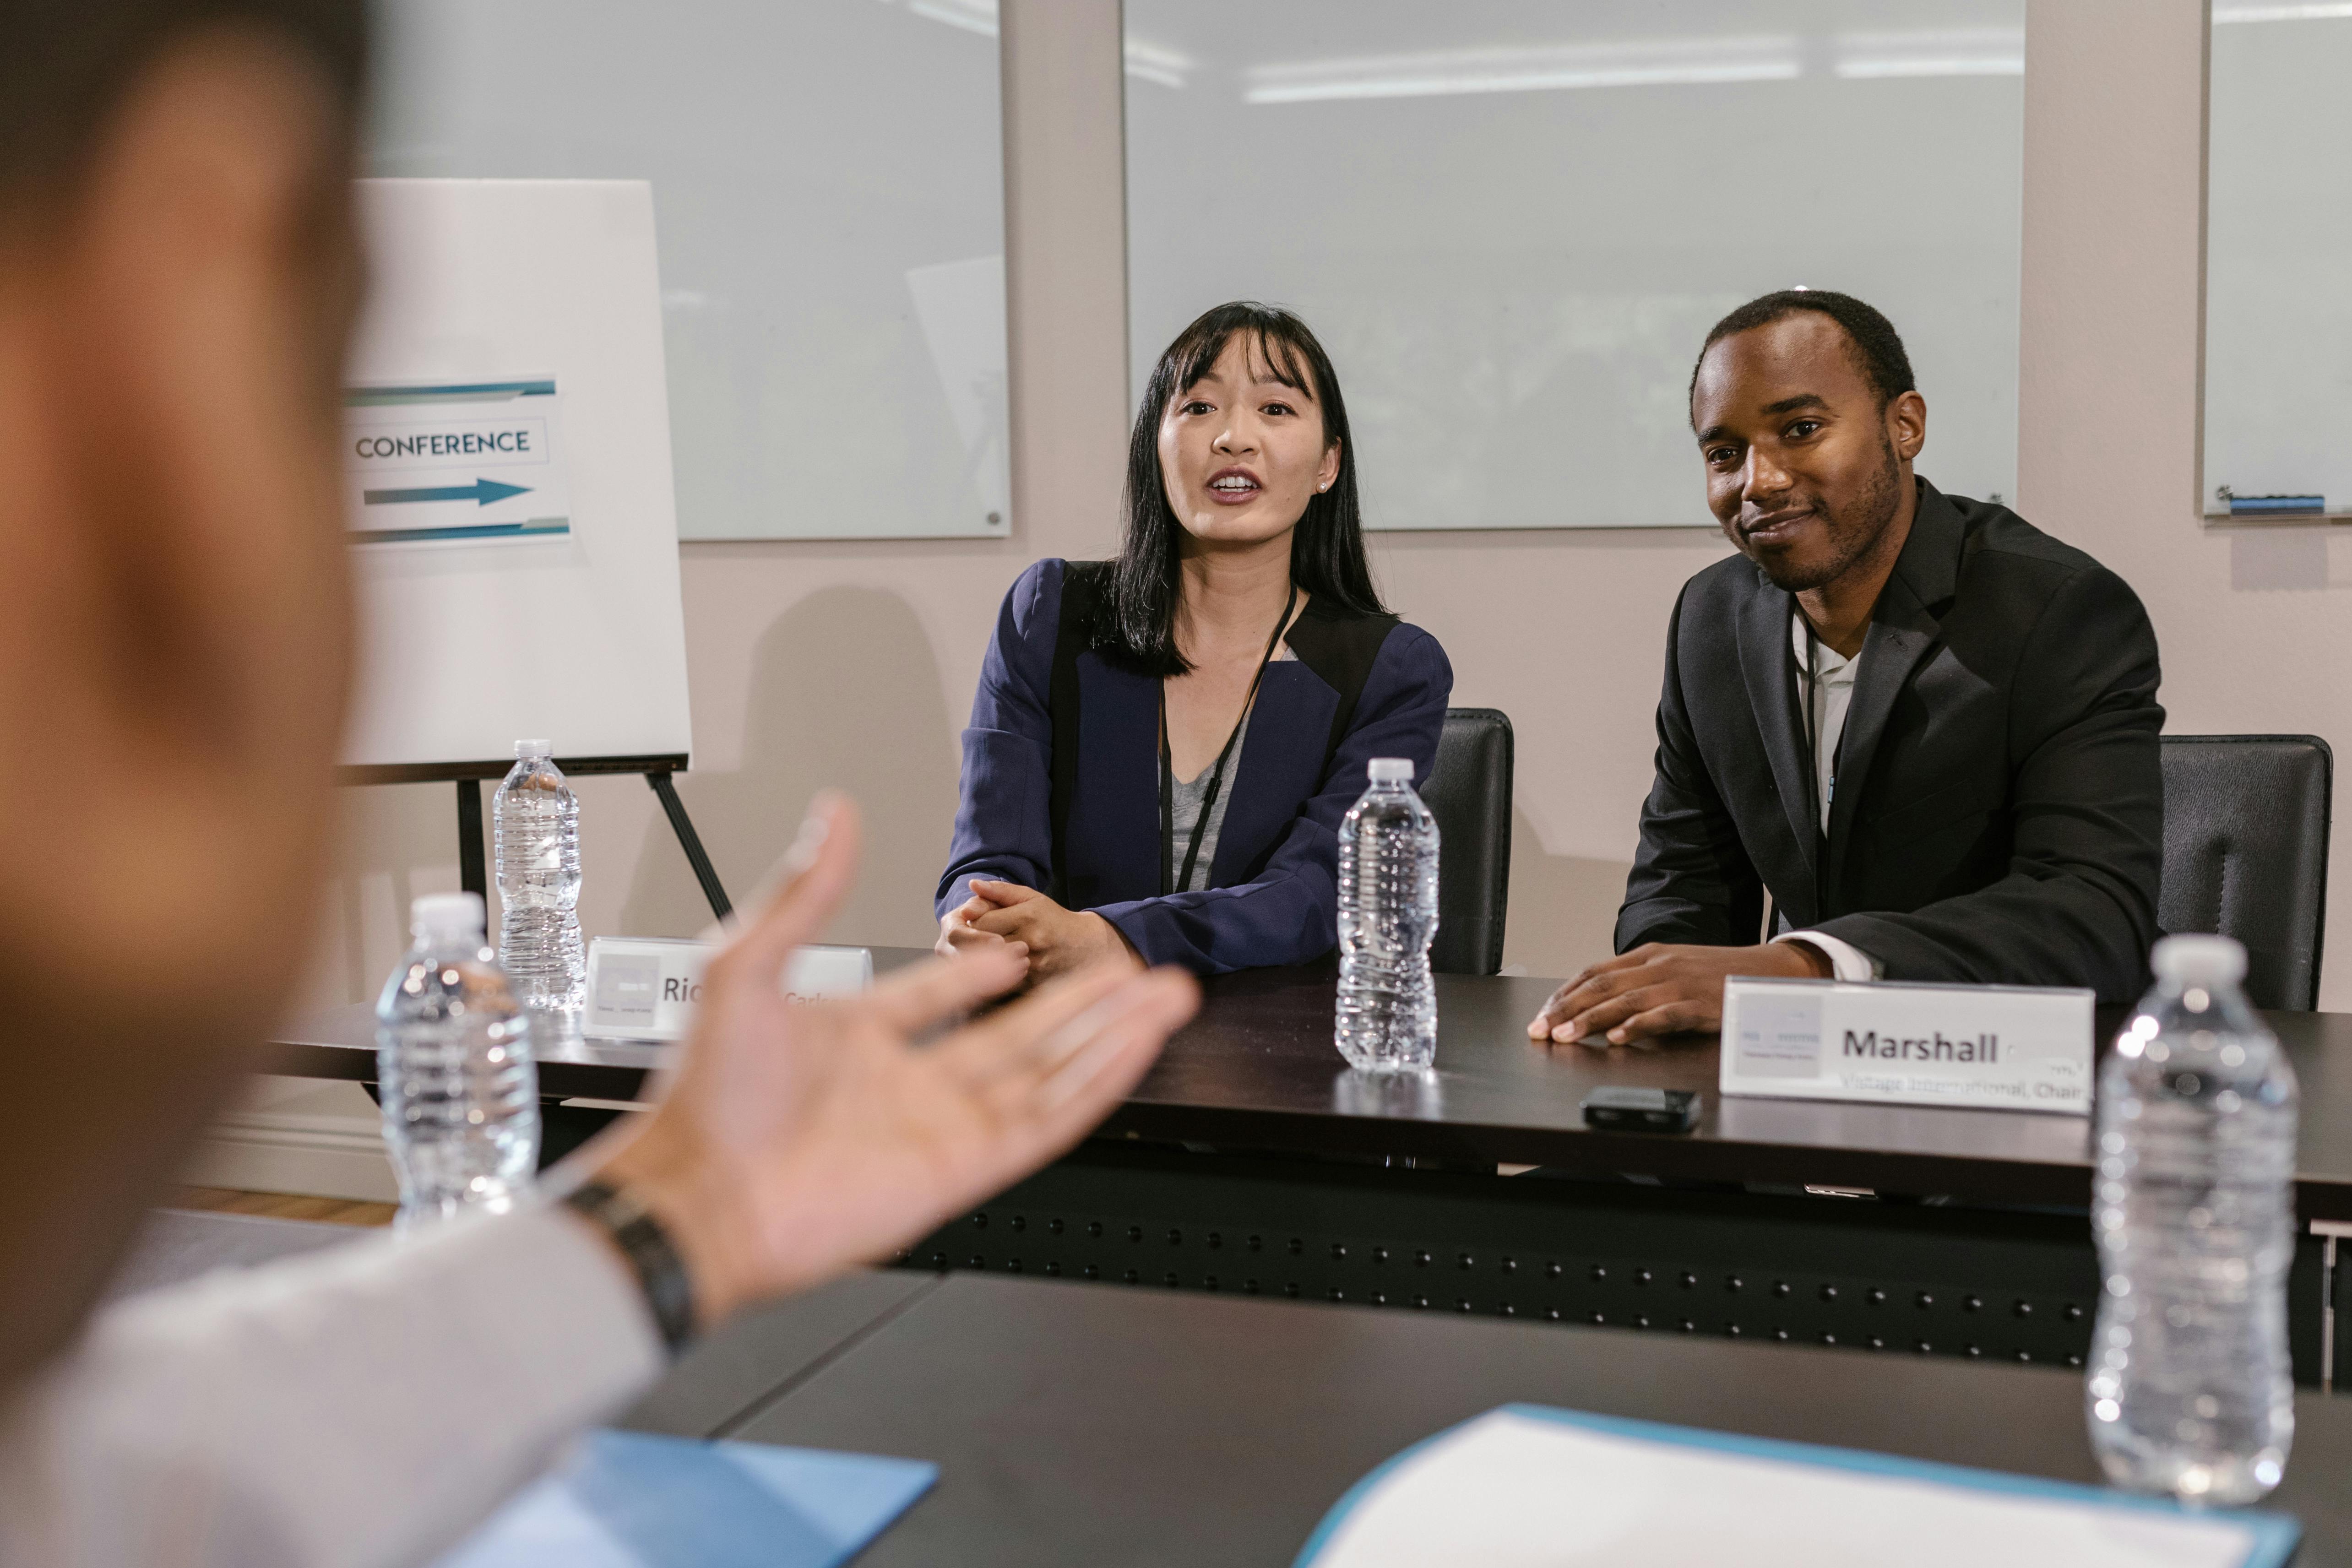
514, 738, 553, 759
412, 891, 486, 939
2151, 933, 2247, 987
1367, 758, 1413, 783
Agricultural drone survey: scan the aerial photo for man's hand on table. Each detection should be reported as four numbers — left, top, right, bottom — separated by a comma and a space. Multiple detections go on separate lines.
1526, 941, 1831, 1048
594, 794, 1198, 1331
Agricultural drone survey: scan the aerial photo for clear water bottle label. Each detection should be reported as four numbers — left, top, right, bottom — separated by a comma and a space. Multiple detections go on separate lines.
1720, 977, 2095, 1115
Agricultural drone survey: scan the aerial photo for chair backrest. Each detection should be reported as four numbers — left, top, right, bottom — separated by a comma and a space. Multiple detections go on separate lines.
1421, 708, 1514, 976
2159, 734, 2332, 1010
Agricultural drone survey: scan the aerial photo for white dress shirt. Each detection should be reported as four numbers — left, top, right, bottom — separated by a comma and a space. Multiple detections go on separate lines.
0, 1204, 663, 1568
1771, 612, 1882, 983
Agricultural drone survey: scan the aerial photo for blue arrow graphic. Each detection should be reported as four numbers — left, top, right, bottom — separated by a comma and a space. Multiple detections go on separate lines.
362, 477, 533, 507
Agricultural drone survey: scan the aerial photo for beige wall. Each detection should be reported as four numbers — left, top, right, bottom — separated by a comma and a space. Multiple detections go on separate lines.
2020, 0, 2352, 1010
300, 0, 2352, 1015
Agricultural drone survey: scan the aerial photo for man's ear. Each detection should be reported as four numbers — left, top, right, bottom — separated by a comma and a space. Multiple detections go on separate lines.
1887, 389, 1927, 467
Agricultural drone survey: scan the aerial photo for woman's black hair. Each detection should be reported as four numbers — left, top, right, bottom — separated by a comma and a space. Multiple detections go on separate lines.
1101, 301, 1386, 675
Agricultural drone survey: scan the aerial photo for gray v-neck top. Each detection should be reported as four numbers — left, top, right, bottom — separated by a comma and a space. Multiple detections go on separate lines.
1166, 705, 1253, 893
1163, 644, 1297, 894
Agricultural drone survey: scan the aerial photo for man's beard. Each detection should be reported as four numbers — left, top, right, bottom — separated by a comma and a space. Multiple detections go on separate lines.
1755, 441, 1903, 593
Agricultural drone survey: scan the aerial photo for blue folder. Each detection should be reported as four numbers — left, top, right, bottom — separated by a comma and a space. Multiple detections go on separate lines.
434, 1429, 935, 1568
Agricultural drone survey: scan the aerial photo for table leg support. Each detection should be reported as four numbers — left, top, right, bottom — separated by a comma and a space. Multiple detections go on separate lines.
457, 778, 486, 901
646, 771, 731, 923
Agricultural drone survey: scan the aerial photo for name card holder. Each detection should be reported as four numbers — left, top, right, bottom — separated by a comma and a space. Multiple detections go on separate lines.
1719, 976, 2095, 1116
584, 936, 874, 1041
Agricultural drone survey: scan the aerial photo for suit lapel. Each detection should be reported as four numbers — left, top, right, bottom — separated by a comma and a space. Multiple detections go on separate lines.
1820, 481, 1966, 902
1074, 653, 1168, 903
1207, 665, 1335, 888
1735, 570, 1820, 924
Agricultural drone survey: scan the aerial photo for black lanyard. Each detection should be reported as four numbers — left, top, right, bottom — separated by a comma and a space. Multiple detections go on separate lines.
1799, 616, 1843, 860
1159, 583, 1297, 896
1801, 618, 1825, 815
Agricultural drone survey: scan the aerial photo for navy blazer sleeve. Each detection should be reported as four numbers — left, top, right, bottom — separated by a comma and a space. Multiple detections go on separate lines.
1090, 626, 1453, 975
934, 560, 1062, 916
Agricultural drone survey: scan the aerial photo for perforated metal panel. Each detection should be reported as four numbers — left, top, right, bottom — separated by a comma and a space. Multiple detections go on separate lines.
897, 1143, 2336, 1385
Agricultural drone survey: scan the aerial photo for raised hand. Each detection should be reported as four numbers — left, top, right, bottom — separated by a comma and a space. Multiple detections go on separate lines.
597, 794, 1196, 1329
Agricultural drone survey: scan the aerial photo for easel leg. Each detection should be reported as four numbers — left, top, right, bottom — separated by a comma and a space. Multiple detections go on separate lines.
457, 779, 487, 901
646, 771, 732, 923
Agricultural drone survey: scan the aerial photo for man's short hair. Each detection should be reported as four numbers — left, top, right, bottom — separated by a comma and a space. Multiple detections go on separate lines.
0, 0, 365, 206
1690, 288, 1917, 413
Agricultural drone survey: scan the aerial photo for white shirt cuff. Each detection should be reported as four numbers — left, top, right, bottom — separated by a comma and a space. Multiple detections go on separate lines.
1773, 929, 1881, 982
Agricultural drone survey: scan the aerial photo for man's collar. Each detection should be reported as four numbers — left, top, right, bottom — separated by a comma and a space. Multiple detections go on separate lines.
1789, 611, 1858, 671
1883, 476, 1966, 619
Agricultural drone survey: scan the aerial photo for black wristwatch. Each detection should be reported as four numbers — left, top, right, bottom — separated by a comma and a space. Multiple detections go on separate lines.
563, 1177, 698, 1354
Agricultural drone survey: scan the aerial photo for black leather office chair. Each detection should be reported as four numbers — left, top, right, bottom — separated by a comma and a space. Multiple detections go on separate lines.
1421, 708, 1513, 976
2159, 734, 2331, 1011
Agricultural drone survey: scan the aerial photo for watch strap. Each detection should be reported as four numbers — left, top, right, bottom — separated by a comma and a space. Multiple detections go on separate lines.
562, 1177, 698, 1354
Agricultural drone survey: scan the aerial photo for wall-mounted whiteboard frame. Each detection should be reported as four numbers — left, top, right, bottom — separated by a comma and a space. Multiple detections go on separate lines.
341, 179, 694, 773
364, 0, 1010, 542
2203, 4, 2352, 523
1123, 0, 2026, 532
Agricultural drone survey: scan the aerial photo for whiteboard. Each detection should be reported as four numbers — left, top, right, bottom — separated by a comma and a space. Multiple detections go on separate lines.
2203, 4, 2352, 515
341, 179, 694, 770
1124, 0, 2025, 531
363, 0, 1009, 542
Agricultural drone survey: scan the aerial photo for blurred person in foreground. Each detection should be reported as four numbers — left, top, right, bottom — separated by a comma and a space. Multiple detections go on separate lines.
0, 3, 1197, 1564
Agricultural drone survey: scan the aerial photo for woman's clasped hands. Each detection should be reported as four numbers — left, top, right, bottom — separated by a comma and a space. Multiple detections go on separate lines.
937, 879, 1143, 983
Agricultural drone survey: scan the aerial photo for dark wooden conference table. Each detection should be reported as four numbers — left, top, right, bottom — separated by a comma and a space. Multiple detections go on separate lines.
123, 1211, 2352, 1564
273, 950, 2352, 1381
637, 1270, 2352, 1567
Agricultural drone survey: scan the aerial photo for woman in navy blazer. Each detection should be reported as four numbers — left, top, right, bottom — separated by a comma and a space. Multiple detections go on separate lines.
936, 302, 1452, 978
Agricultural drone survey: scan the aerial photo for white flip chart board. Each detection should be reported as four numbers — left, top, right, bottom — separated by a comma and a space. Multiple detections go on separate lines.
340, 179, 694, 771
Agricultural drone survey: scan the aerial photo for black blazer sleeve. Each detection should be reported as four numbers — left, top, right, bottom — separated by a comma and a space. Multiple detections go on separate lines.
1616, 584, 1767, 950
1813, 564, 2163, 999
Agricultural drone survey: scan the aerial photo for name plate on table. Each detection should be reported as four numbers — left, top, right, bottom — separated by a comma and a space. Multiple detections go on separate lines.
1719, 977, 2094, 1115
584, 937, 874, 1040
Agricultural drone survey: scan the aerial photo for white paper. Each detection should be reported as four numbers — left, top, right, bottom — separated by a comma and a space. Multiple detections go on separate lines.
1304, 1410, 2267, 1568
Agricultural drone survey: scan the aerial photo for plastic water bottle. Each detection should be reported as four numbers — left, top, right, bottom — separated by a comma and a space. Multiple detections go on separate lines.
494, 738, 585, 1016
375, 892, 540, 1226
2087, 933, 2298, 1504
1334, 757, 1440, 1071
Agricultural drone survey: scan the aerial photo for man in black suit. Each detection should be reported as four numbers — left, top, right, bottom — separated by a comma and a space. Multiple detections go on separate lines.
1530, 289, 2162, 1047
